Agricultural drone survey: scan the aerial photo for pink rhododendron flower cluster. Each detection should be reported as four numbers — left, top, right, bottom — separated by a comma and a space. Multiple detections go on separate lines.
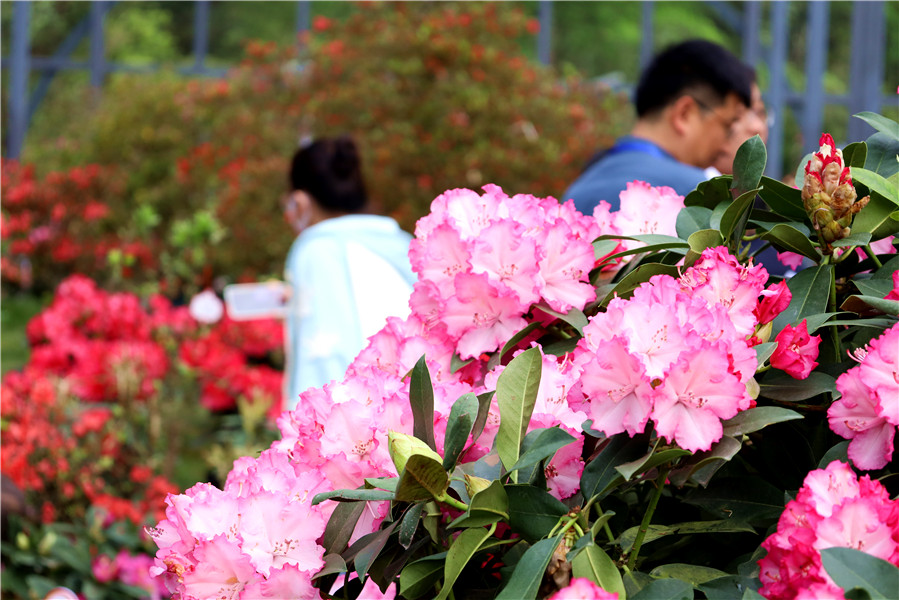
548, 577, 619, 600
758, 460, 899, 599
608, 180, 684, 253
827, 323, 899, 470
571, 247, 767, 452
92, 551, 168, 600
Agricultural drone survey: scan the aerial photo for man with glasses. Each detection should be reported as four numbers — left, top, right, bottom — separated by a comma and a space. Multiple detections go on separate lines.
563, 39, 753, 214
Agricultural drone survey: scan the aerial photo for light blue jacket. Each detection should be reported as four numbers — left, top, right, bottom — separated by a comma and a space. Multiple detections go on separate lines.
283, 214, 415, 409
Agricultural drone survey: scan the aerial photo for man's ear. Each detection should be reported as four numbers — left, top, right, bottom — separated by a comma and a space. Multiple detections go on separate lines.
669, 95, 698, 136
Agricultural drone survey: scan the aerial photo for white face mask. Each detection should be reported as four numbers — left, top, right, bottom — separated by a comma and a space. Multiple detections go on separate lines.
283, 191, 312, 234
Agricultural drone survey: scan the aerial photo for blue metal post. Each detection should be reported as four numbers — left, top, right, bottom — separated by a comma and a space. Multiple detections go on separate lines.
742, 2, 762, 67
7, 1, 31, 159
296, 0, 311, 46
193, 0, 211, 73
89, 1, 107, 88
767, 1, 790, 180
847, 1, 886, 142
538, 0, 553, 66
639, 2, 654, 70
801, 2, 829, 154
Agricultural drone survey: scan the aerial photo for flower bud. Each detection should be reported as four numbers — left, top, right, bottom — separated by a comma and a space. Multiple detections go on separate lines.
388, 431, 442, 475
801, 133, 870, 254
464, 474, 493, 497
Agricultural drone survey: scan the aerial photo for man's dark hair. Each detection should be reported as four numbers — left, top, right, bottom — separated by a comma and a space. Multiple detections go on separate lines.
289, 135, 368, 213
634, 39, 753, 118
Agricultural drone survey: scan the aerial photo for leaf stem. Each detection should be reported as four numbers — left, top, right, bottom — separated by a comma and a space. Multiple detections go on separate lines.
626, 465, 670, 571
864, 244, 884, 269
827, 267, 841, 363
438, 494, 469, 512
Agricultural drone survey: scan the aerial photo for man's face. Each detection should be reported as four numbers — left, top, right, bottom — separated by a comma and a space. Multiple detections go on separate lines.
687, 92, 745, 168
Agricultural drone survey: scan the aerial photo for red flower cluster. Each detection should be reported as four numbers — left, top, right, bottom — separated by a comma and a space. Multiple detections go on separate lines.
1, 160, 154, 291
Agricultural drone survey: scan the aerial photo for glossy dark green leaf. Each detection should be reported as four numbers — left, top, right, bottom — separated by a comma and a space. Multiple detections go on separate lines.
615, 447, 691, 481
760, 224, 821, 262
593, 238, 621, 261
840, 295, 899, 316
709, 200, 729, 231
803, 311, 843, 333
854, 111, 899, 141
721, 188, 760, 246
651, 563, 729, 586
572, 543, 626, 598
631, 576, 695, 600
619, 520, 754, 553
448, 479, 509, 529
685, 175, 733, 209
854, 278, 893, 297
684, 228, 726, 266
771, 265, 834, 333
398, 503, 424, 549
676, 206, 713, 239
352, 524, 397, 579
399, 554, 446, 599
493, 322, 543, 368
668, 435, 742, 487
721, 407, 803, 437
450, 353, 475, 373
818, 441, 850, 469
732, 135, 766, 196
684, 477, 786, 524
496, 535, 563, 600
864, 132, 899, 179
470, 390, 495, 444
852, 193, 899, 238
581, 433, 651, 501
754, 342, 777, 365
533, 303, 589, 334
510, 427, 577, 473
795, 153, 814, 192
364, 477, 398, 492
312, 488, 395, 505
600, 241, 690, 265
313, 553, 348, 580
601, 263, 681, 306
821, 547, 899, 600
410, 355, 436, 449
851, 167, 898, 206
698, 575, 763, 600
322, 499, 366, 554
758, 371, 837, 401
505, 484, 568, 543
758, 176, 807, 221
842, 142, 868, 169
443, 393, 479, 470
395, 454, 448, 502
435, 527, 494, 600
495, 348, 542, 478
831, 231, 873, 247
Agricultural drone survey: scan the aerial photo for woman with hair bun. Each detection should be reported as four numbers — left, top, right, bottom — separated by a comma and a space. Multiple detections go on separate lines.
282, 135, 415, 410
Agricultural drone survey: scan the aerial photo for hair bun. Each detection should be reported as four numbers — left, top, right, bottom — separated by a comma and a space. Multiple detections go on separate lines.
332, 136, 359, 179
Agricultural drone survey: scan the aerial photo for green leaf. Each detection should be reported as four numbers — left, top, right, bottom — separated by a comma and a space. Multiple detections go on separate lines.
451, 353, 475, 373
505, 484, 568, 543
685, 175, 733, 209
854, 111, 899, 141
615, 447, 691, 481
533, 304, 589, 335
771, 265, 834, 334
758, 371, 837, 401
312, 488, 395, 505
594, 238, 621, 261
669, 435, 742, 487
410, 355, 436, 450
840, 295, 899, 316
495, 348, 542, 478
732, 135, 767, 197
684, 229, 726, 266
851, 167, 899, 206
496, 535, 563, 600
322, 500, 366, 553
721, 188, 760, 246
494, 322, 543, 366
572, 543, 626, 598
619, 521, 754, 553
854, 278, 894, 297
821, 547, 899, 600
631, 577, 695, 600
601, 264, 681, 306
831, 231, 873, 248
509, 427, 576, 473
818, 441, 850, 469
758, 176, 807, 221
581, 433, 651, 500
721, 407, 804, 437
395, 454, 449, 502
754, 342, 777, 365
352, 524, 397, 579
399, 554, 446, 599
435, 527, 495, 600
842, 142, 868, 169
443, 393, 479, 470
795, 153, 814, 192
803, 311, 843, 333
364, 477, 398, 492
651, 563, 730, 586
470, 390, 495, 444
448, 479, 509, 528
698, 575, 762, 600
685, 477, 786, 524
864, 132, 899, 179
676, 206, 713, 239
710, 200, 729, 231
398, 503, 424, 549
313, 553, 348, 579
852, 193, 899, 238
760, 224, 821, 262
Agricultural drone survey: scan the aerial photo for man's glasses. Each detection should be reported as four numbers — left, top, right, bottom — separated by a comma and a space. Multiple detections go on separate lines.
690, 96, 738, 139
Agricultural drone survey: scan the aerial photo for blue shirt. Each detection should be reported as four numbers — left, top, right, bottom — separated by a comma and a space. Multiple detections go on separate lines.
283, 214, 415, 409
562, 135, 708, 214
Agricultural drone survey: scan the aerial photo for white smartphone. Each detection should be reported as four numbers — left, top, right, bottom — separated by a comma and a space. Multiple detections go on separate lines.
223, 281, 291, 320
